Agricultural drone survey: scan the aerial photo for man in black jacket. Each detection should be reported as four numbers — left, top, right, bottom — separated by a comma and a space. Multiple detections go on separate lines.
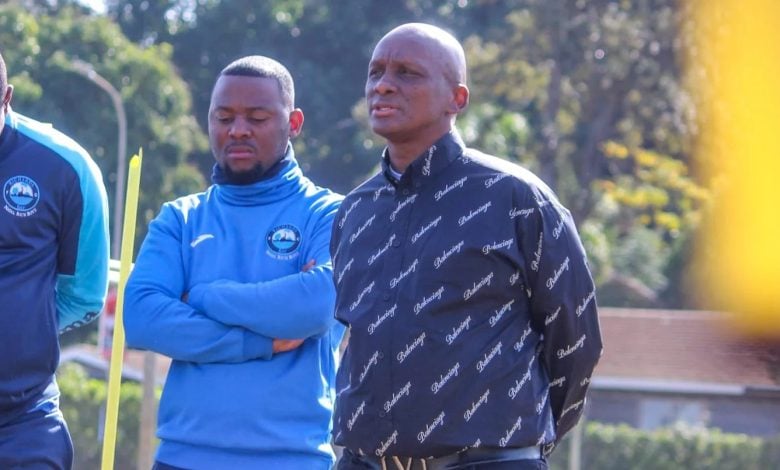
331, 23, 603, 470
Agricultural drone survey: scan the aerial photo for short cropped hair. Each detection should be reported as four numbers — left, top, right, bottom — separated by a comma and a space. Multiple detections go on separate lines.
218, 55, 295, 110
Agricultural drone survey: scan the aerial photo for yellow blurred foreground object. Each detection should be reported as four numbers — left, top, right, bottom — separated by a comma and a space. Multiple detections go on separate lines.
692, 1, 780, 338
101, 150, 143, 470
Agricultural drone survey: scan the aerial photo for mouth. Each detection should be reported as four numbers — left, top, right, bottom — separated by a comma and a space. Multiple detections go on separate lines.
371, 103, 399, 118
225, 144, 255, 159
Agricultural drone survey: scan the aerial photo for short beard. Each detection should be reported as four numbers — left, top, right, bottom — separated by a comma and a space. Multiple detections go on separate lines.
221, 162, 267, 185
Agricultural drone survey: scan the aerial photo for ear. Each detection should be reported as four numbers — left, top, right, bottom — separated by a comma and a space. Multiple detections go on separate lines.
449, 84, 469, 115
288, 108, 304, 138
2, 84, 13, 110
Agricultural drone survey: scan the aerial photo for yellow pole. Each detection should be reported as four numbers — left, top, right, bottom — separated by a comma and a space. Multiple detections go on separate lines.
101, 150, 143, 470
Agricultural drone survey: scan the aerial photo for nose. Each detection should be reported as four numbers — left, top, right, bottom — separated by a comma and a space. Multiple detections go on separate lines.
370, 73, 396, 95
228, 117, 251, 138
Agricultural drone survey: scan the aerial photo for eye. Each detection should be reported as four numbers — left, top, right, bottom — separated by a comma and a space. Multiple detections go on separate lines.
248, 112, 271, 123
399, 66, 419, 77
209, 109, 233, 124
368, 66, 382, 79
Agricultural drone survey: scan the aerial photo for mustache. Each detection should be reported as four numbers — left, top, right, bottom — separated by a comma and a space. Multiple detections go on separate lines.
225, 142, 257, 151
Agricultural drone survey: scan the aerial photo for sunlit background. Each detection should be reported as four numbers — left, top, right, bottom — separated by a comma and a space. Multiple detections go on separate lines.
2, 1, 779, 468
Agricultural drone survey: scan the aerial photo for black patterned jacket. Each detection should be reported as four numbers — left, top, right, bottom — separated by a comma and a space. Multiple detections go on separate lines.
331, 131, 602, 458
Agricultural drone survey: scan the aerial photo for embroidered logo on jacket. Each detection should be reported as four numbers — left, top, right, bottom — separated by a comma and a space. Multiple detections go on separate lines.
266, 224, 301, 260
190, 233, 214, 248
3, 175, 40, 217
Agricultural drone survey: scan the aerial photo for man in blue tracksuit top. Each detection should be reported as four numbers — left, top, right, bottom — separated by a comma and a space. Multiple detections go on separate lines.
0, 51, 110, 469
124, 56, 344, 470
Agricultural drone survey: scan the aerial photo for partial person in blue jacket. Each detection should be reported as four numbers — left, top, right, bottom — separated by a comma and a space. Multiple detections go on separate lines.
124, 55, 344, 470
0, 51, 110, 469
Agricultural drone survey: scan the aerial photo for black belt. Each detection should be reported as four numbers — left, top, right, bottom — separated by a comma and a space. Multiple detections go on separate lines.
349, 445, 542, 470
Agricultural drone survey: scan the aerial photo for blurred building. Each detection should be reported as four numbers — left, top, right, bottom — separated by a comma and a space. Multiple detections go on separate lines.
588, 308, 780, 436
59, 344, 170, 386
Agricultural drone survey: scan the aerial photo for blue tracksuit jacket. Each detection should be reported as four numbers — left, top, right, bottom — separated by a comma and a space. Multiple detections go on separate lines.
124, 149, 344, 469
0, 110, 109, 423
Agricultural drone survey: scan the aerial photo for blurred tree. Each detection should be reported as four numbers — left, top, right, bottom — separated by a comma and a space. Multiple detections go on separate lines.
104, 0, 490, 190
337, 0, 709, 305
100, 0, 709, 306
105, 0, 180, 45
0, 2, 208, 250
58, 363, 144, 470
459, 0, 708, 306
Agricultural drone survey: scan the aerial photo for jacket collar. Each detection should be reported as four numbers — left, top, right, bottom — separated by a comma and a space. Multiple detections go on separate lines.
212, 144, 304, 207
211, 142, 293, 186
380, 131, 465, 188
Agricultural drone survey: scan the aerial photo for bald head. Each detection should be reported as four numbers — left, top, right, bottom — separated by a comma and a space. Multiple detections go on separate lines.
365, 22, 470, 164
378, 23, 467, 86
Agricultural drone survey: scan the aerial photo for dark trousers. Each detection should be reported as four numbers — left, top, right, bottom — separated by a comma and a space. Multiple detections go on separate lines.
0, 410, 73, 470
338, 448, 548, 470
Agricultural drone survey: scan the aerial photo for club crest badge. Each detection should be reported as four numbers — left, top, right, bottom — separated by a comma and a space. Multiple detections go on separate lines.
266, 224, 301, 260
3, 175, 40, 217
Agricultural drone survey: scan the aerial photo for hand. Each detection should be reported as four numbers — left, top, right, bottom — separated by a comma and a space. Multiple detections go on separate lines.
301, 259, 316, 272
273, 338, 305, 353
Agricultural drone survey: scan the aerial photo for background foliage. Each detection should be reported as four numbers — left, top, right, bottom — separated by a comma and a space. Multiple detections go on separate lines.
1, 0, 717, 308
549, 422, 780, 470
58, 363, 147, 470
